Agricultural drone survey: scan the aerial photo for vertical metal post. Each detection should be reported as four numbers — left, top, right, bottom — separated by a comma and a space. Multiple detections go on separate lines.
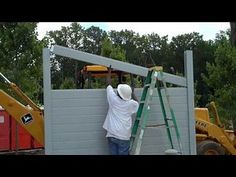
43, 48, 52, 154
184, 50, 196, 155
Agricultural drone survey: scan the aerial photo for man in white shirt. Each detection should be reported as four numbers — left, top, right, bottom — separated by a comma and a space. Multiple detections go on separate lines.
103, 67, 139, 155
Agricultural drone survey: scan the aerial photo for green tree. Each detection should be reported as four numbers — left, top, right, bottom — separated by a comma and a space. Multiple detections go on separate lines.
169, 32, 215, 106
193, 39, 216, 106
83, 26, 107, 54
99, 37, 126, 88
109, 30, 139, 65
143, 33, 171, 69
101, 37, 126, 61
59, 77, 76, 89
170, 32, 204, 74
203, 30, 236, 129
45, 23, 108, 89
0, 22, 45, 104
45, 23, 85, 89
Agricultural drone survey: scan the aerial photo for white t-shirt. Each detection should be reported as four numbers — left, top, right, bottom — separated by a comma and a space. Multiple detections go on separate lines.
103, 85, 139, 140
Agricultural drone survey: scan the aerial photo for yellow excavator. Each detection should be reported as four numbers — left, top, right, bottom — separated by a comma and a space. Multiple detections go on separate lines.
195, 102, 236, 155
0, 72, 44, 146
78, 65, 129, 89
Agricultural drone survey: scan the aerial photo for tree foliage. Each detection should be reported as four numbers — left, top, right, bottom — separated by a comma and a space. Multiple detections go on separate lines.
101, 37, 126, 61
203, 30, 236, 128
44, 23, 108, 89
0, 22, 45, 104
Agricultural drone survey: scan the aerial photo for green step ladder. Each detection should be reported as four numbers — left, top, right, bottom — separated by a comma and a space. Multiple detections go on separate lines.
129, 67, 183, 155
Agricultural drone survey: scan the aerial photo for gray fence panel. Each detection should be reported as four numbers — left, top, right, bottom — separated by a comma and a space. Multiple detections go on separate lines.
43, 46, 196, 155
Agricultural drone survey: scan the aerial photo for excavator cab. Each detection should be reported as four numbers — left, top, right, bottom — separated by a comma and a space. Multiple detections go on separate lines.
78, 65, 130, 89
195, 108, 210, 122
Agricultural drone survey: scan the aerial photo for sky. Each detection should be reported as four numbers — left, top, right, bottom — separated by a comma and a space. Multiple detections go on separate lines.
36, 22, 230, 41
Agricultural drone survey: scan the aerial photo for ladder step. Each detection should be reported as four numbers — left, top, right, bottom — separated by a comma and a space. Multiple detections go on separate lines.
165, 118, 173, 121
144, 84, 151, 87
146, 124, 175, 128
146, 123, 166, 127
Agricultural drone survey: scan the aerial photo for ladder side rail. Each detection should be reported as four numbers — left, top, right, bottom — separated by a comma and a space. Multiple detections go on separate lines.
158, 71, 183, 154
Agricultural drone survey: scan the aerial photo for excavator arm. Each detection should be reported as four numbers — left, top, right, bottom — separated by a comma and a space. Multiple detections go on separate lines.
196, 119, 236, 155
208, 101, 224, 128
0, 73, 44, 146
0, 73, 41, 112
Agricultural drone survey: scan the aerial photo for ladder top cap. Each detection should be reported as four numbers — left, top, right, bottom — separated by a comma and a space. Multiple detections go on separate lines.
149, 66, 163, 71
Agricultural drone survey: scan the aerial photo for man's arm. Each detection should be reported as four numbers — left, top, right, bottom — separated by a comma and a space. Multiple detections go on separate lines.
130, 74, 139, 102
106, 65, 112, 86
131, 89, 139, 102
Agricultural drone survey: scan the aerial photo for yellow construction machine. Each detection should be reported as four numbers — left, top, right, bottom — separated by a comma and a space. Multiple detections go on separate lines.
0, 73, 44, 146
195, 102, 236, 155
78, 65, 129, 88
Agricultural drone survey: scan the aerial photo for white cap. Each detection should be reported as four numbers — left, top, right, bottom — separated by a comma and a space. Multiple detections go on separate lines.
117, 84, 132, 101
